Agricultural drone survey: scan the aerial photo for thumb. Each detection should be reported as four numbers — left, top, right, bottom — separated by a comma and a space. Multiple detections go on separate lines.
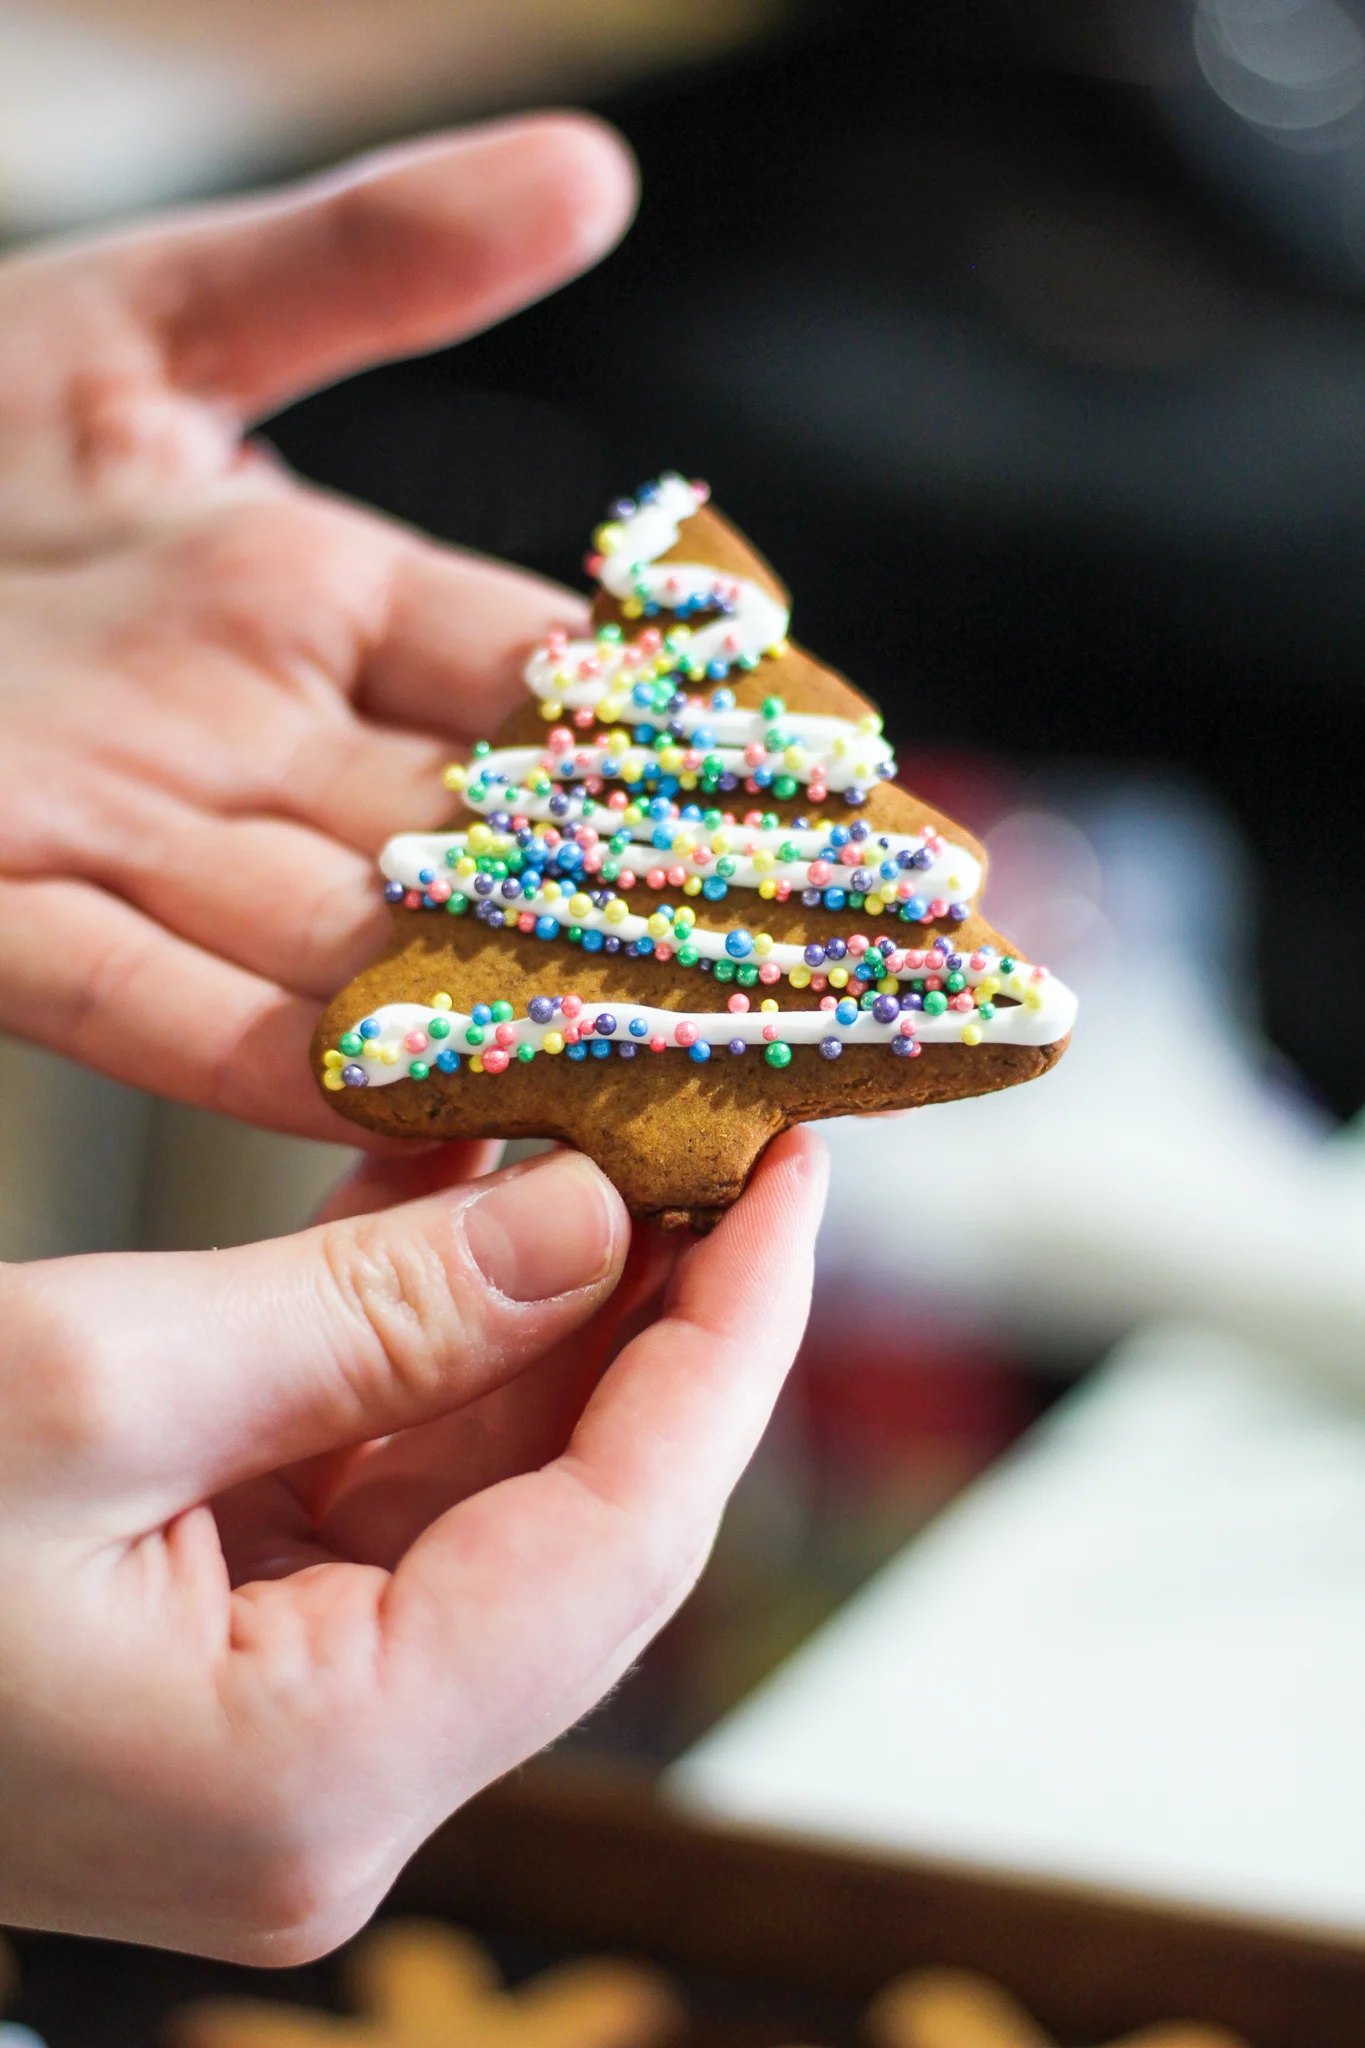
0, 1149, 627, 1518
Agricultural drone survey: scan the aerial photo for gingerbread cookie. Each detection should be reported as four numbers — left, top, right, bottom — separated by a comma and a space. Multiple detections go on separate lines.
315, 476, 1076, 1225
173, 1920, 681, 2048
867, 1969, 1246, 2048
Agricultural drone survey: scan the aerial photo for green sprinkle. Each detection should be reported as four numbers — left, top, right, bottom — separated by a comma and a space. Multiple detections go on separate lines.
764, 1041, 793, 1069
678, 944, 700, 967
945, 972, 966, 994
491, 1001, 514, 1024
923, 991, 948, 1017
516, 1043, 537, 1063
736, 963, 759, 988
472, 740, 491, 757
779, 841, 800, 864
761, 696, 786, 720
465, 1025, 485, 1048
714, 959, 736, 983
445, 894, 467, 915
977, 1002, 996, 1021
773, 775, 799, 801
1000, 956, 1016, 974
338, 1032, 363, 1057
716, 856, 737, 880
408, 1060, 430, 1080
428, 1016, 451, 1040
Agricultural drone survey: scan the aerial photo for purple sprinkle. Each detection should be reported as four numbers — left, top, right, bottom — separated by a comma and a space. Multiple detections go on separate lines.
594, 1012, 618, 1037
803, 942, 826, 967
728, 1038, 748, 1056
890, 1035, 915, 1057
873, 994, 900, 1023
528, 996, 554, 1024
383, 880, 405, 904
342, 1064, 368, 1086
801, 888, 823, 909
825, 937, 848, 962
900, 992, 924, 1011
617, 1042, 637, 1058
604, 935, 622, 954
819, 1037, 843, 1060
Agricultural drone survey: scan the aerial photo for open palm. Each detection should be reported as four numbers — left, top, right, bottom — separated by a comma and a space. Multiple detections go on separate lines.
0, 115, 635, 1141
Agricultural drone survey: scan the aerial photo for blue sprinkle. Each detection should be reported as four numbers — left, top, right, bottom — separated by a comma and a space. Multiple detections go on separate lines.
689, 1040, 712, 1063
566, 1042, 588, 1061
535, 915, 559, 940
358, 1018, 382, 1039
435, 1049, 460, 1073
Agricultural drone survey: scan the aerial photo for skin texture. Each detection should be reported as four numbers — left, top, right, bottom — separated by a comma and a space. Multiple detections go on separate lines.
0, 119, 832, 1959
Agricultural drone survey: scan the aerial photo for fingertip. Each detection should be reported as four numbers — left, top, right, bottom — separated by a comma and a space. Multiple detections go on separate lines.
498, 111, 639, 270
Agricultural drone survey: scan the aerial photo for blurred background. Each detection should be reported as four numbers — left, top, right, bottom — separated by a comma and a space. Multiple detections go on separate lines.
8, 1, 1365, 2024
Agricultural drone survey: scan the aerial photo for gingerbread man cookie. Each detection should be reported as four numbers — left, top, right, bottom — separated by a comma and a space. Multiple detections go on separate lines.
867, 1969, 1246, 2048
315, 477, 1076, 1226
174, 1920, 682, 2048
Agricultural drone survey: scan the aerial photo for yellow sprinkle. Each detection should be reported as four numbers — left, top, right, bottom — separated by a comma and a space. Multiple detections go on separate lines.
539, 700, 562, 721
543, 1031, 565, 1056
455, 856, 476, 877
979, 976, 1000, 998
623, 804, 644, 826
622, 597, 643, 618
828, 966, 849, 989
361, 1040, 380, 1058
570, 893, 593, 919
683, 876, 702, 896
789, 965, 812, 990
680, 772, 699, 790
859, 711, 884, 735
468, 823, 493, 853
322, 1049, 344, 1069
432, 990, 453, 1011
622, 754, 645, 781
604, 899, 628, 925
760, 998, 779, 1013
754, 849, 775, 873
593, 521, 625, 553
961, 1024, 983, 1046
865, 893, 885, 915
711, 832, 732, 855
783, 745, 807, 772
753, 933, 774, 957
323, 1070, 345, 1091
470, 1054, 485, 1073
947, 874, 962, 891
600, 697, 625, 723
607, 729, 630, 755
758, 879, 777, 900
767, 640, 789, 658
443, 763, 468, 792
672, 833, 697, 856
877, 976, 898, 995
647, 912, 671, 939
380, 1047, 399, 1065
543, 881, 561, 902
674, 907, 695, 932
658, 747, 684, 774
1024, 989, 1043, 1010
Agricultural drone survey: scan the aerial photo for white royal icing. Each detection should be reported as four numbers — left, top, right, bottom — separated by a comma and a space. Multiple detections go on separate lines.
332, 476, 1077, 1085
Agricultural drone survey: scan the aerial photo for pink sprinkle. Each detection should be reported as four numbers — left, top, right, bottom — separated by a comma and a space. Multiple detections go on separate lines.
775, 880, 791, 901
495, 1022, 517, 1049
970, 951, 987, 971
743, 810, 764, 827
951, 993, 974, 1013
808, 784, 827, 804
517, 912, 536, 934
692, 848, 712, 867
582, 849, 603, 873
573, 707, 595, 729
929, 898, 947, 919
428, 880, 451, 903
762, 1023, 778, 1042
563, 1025, 581, 1046
839, 844, 861, 867
675, 1021, 699, 1047
482, 1048, 510, 1074
898, 1016, 917, 1036
1032, 965, 1048, 980
649, 1034, 667, 1053
758, 962, 780, 984
404, 1030, 427, 1053
811, 974, 828, 992
744, 743, 765, 768
404, 890, 422, 910
667, 864, 687, 888
907, 1041, 922, 1058
640, 628, 663, 653
607, 791, 627, 810
847, 934, 869, 956
684, 750, 703, 771
561, 994, 583, 1019
728, 993, 751, 1013
808, 860, 833, 886
819, 995, 837, 1011
584, 776, 604, 794
548, 726, 573, 752
647, 867, 667, 890
886, 951, 907, 972
544, 828, 562, 849
618, 870, 636, 890
654, 943, 674, 962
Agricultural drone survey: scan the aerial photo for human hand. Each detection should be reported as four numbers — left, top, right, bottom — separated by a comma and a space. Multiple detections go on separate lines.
0, 1129, 827, 1961
0, 114, 635, 1140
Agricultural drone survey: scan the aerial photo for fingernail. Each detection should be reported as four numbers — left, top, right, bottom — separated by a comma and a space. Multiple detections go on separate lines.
464, 1152, 620, 1302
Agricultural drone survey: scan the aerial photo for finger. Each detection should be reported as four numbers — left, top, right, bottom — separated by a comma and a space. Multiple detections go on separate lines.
0, 873, 373, 1143
379, 1132, 828, 1763
119, 116, 637, 420
314, 1140, 506, 1224
1, 1148, 628, 1517
358, 536, 589, 740
314, 1220, 679, 1566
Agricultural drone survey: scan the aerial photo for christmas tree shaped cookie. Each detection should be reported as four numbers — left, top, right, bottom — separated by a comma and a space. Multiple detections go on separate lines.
315, 477, 1076, 1226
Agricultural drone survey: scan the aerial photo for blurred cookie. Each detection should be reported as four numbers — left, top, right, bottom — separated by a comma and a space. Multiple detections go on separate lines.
867, 1968, 1246, 2048
174, 1920, 682, 2048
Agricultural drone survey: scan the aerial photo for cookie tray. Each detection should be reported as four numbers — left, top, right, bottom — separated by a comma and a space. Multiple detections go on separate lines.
393, 1757, 1365, 2048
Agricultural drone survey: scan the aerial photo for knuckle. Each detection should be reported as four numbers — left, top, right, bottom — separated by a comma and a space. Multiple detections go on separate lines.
321, 1210, 474, 1415
0, 1274, 124, 1470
